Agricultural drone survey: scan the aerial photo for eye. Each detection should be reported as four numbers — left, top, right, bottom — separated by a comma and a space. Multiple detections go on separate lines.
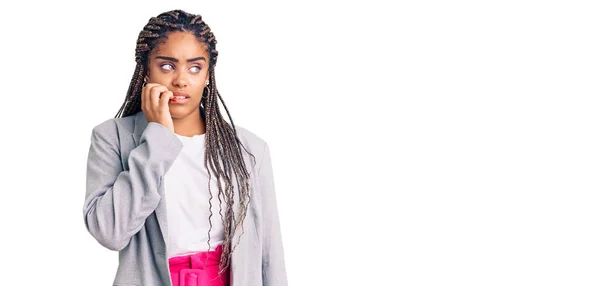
190, 66, 202, 73
160, 63, 174, 71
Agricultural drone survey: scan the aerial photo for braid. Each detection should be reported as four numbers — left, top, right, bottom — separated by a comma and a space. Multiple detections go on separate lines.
114, 10, 255, 272
204, 70, 255, 269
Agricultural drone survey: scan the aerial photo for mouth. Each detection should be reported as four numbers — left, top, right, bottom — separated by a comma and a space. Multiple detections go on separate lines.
170, 92, 190, 104
172, 92, 190, 100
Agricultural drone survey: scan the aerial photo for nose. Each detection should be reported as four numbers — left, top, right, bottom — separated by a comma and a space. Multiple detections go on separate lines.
172, 71, 188, 88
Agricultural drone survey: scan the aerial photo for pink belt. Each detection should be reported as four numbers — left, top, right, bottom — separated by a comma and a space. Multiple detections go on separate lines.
168, 245, 230, 286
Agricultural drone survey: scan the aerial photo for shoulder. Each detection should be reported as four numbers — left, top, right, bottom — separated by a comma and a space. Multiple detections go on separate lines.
233, 124, 268, 152
232, 124, 271, 167
89, 113, 137, 139
233, 124, 266, 146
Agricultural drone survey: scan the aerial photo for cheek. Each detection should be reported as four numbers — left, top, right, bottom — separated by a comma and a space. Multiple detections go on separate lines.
147, 68, 169, 83
194, 71, 210, 87
199, 70, 209, 82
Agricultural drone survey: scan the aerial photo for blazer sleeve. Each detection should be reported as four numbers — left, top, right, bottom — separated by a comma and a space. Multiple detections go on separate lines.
258, 143, 288, 286
83, 121, 183, 251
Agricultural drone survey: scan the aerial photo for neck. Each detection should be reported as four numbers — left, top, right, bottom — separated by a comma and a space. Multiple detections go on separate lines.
172, 109, 206, 137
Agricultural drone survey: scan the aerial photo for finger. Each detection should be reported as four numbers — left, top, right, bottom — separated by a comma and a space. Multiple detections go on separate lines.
149, 85, 168, 111
141, 83, 159, 112
160, 90, 173, 111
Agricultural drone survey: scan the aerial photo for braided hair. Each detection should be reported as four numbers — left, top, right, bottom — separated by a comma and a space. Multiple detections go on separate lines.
114, 9, 254, 272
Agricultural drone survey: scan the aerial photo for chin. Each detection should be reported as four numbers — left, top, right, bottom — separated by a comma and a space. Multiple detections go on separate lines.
169, 107, 199, 119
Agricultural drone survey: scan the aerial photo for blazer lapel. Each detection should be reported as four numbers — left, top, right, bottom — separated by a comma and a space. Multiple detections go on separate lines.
131, 111, 147, 146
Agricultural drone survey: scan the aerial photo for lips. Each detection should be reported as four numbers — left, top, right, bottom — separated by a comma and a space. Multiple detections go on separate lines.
172, 92, 190, 100
170, 92, 190, 104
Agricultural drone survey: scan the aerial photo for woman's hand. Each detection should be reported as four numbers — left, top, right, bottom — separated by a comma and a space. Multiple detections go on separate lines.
141, 83, 175, 133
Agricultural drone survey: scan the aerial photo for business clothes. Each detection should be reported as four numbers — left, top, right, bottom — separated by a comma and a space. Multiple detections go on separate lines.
83, 111, 287, 286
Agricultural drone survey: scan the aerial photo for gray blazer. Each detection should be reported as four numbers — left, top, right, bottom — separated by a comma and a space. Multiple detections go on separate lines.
83, 111, 287, 286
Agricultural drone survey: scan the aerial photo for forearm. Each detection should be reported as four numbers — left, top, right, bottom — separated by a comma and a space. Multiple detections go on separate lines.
83, 122, 182, 250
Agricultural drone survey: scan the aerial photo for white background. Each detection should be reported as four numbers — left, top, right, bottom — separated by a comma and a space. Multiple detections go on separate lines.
0, 0, 598, 285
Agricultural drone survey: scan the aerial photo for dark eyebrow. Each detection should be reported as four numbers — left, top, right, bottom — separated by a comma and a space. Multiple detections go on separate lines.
154, 56, 207, 62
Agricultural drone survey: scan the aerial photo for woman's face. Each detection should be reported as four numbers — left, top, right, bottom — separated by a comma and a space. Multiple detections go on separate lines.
146, 31, 210, 119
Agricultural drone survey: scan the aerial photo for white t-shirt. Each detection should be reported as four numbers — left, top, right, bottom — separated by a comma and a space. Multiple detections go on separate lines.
163, 133, 225, 258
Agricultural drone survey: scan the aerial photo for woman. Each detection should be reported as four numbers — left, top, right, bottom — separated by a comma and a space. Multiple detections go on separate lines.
83, 9, 287, 286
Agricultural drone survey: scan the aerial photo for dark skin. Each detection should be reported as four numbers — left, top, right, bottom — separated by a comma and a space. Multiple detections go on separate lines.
141, 31, 210, 137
